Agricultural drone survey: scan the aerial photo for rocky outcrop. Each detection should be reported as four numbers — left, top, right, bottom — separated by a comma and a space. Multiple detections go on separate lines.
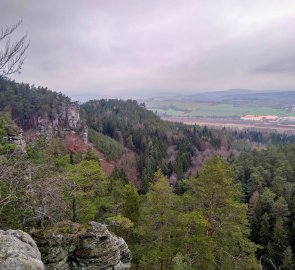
37, 102, 81, 138
81, 125, 88, 144
37, 116, 55, 138
0, 222, 131, 270
36, 101, 85, 140
67, 102, 80, 129
8, 130, 26, 152
6, 121, 27, 152
32, 221, 131, 270
0, 229, 44, 270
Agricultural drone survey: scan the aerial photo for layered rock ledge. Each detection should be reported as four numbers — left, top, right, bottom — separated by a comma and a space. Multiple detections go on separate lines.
32, 221, 131, 270
0, 229, 44, 270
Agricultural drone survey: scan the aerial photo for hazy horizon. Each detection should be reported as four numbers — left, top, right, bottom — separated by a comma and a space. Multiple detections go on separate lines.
1, 0, 295, 100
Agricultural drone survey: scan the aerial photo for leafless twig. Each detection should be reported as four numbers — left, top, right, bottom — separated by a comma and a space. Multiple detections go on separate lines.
0, 20, 29, 77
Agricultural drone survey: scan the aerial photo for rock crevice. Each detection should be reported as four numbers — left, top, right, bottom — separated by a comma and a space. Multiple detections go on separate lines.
32, 221, 131, 270
0, 222, 131, 270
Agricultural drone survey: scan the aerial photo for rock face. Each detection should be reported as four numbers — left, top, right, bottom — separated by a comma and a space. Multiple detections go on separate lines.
8, 130, 26, 152
6, 122, 27, 152
0, 229, 44, 270
33, 102, 89, 149
37, 102, 82, 138
81, 125, 88, 144
37, 116, 55, 138
67, 102, 80, 129
32, 221, 131, 270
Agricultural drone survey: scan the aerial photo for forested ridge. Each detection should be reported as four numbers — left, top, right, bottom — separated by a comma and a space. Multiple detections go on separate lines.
1, 78, 295, 269
0, 77, 70, 129
82, 99, 205, 191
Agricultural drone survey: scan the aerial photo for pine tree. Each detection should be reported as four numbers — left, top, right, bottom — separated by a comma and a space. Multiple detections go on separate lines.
269, 217, 289, 266
185, 156, 258, 269
65, 160, 106, 223
282, 246, 294, 270
138, 169, 178, 270
122, 184, 140, 223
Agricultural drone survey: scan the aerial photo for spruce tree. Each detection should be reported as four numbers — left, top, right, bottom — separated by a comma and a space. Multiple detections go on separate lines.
185, 156, 258, 269
138, 169, 178, 270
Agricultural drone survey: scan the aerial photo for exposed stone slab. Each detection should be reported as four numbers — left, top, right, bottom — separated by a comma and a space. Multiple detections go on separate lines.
0, 229, 44, 270
32, 221, 131, 270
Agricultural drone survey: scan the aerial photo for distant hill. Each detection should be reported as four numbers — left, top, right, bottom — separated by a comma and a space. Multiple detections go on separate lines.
147, 89, 295, 106
144, 89, 295, 119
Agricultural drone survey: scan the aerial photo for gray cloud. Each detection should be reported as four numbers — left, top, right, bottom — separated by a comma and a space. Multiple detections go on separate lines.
251, 55, 295, 74
1, 0, 295, 99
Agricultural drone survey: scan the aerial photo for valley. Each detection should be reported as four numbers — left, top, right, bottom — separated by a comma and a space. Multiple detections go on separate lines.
1, 3, 295, 268
144, 89, 295, 133
1, 78, 295, 269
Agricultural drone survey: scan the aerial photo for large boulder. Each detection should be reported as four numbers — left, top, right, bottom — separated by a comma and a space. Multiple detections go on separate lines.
32, 221, 131, 270
0, 229, 44, 270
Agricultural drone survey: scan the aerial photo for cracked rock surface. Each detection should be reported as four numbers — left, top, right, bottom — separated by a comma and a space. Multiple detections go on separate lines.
32, 221, 131, 270
0, 229, 44, 270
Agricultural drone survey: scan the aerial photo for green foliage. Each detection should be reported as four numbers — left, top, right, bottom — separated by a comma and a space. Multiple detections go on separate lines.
65, 160, 107, 223
27, 136, 69, 172
0, 179, 31, 228
88, 128, 124, 160
106, 215, 134, 230
110, 168, 129, 186
234, 144, 295, 268
121, 184, 140, 223
183, 156, 258, 269
282, 246, 294, 270
66, 160, 106, 192
83, 148, 99, 162
0, 77, 70, 129
0, 117, 16, 154
138, 170, 179, 269
3, 78, 295, 269
0, 165, 68, 229
82, 99, 231, 192
172, 253, 189, 270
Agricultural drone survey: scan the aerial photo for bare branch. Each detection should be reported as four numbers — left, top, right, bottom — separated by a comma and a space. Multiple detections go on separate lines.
0, 20, 22, 42
0, 20, 29, 78
269, 259, 279, 270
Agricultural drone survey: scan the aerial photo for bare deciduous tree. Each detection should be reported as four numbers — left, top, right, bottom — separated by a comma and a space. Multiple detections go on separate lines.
0, 20, 29, 78
0, 150, 69, 229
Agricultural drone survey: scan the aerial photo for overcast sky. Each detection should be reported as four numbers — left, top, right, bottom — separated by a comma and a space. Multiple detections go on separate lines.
1, 0, 295, 99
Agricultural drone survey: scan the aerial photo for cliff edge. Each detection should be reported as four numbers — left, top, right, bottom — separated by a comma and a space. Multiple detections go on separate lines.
32, 221, 131, 270
0, 221, 131, 270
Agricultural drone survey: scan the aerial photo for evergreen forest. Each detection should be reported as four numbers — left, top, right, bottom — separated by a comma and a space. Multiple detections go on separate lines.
1, 78, 295, 269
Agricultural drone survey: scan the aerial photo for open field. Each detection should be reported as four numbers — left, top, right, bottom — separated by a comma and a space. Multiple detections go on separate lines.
144, 91, 295, 133
146, 100, 295, 118
163, 116, 295, 134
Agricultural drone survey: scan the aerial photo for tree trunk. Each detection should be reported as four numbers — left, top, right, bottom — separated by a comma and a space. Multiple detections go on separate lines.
72, 196, 77, 222
70, 152, 74, 165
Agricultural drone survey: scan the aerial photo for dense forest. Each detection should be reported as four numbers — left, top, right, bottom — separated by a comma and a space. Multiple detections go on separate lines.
1, 78, 295, 269
0, 78, 70, 129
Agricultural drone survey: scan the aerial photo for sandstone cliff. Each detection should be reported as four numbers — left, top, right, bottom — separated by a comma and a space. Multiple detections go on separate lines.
0, 229, 44, 270
32, 221, 131, 270
0, 221, 131, 270
37, 101, 86, 140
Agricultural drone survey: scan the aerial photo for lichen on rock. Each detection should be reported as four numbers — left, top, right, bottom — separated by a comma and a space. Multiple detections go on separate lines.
32, 221, 131, 270
0, 229, 44, 270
